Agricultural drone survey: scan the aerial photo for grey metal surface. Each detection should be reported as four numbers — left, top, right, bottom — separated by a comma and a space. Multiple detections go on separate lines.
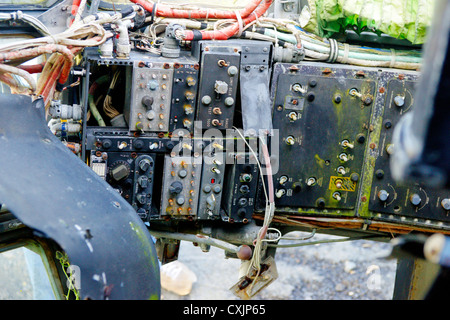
160, 154, 202, 220
36, 0, 72, 34
0, 94, 160, 300
197, 151, 226, 220
239, 42, 273, 136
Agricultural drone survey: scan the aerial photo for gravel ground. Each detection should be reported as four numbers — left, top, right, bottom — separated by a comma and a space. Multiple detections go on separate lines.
0, 232, 398, 300
161, 232, 398, 300
0, 248, 33, 300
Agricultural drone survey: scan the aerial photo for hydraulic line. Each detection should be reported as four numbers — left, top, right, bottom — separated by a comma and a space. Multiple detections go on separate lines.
256, 27, 420, 69
0, 44, 73, 67
0, 63, 36, 92
130, 0, 263, 20
181, 0, 273, 41
17, 62, 45, 74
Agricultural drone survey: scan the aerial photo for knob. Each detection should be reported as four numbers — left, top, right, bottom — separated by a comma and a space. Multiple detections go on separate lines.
184, 104, 194, 114
102, 139, 112, 149
139, 158, 152, 171
183, 119, 192, 128
110, 162, 130, 181
141, 96, 154, 109
185, 91, 195, 100
186, 76, 196, 87
441, 198, 450, 210
316, 198, 326, 208
147, 80, 158, 90
178, 169, 187, 178
378, 190, 389, 202
214, 80, 228, 95
410, 193, 422, 206
237, 208, 246, 218
201, 95, 212, 105
224, 97, 234, 107
176, 195, 185, 206
169, 181, 183, 194
133, 139, 144, 150
212, 185, 222, 193
203, 185, 212, 193
146, 110, 156, 120
394, 95, 405, 107
227, 66, 238, 76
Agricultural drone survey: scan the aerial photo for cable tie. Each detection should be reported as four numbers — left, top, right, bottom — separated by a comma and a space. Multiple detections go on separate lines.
326, 38, 334, 63
204, 8, 209, 23
150, 2, 157, 24
342, 43, 349, 64
390, 48, 396, 68
327, 38, 338, 63
235, 10, 244, 37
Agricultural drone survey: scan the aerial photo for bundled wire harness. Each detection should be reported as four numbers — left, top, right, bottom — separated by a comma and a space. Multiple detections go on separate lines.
129, 0, 422, 69
0, 0, 424, 101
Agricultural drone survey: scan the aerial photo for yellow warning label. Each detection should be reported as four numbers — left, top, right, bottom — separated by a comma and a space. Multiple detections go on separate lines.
329, 176, 356, 192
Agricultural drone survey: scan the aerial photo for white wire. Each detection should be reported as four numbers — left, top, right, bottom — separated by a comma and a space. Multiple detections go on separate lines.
231, 127, 277, 290
232, 126, 268, 203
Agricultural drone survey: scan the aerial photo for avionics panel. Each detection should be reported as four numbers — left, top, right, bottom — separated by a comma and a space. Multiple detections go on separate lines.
270, 63, 376, 212
89, 150, 156, 222
196, 47, 240, 130
222, 152, 259, 223
169, 63, 199, 133
367, 76, 450, 225
126, 60, 174, 132
159, 154, 202, 220
268, 63, 450, 231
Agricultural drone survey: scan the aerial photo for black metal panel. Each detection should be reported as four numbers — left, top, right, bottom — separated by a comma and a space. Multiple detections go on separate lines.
85, 127, 179, 153
222, 153, 259, 223
0, 94, 160, 300
270, 63, 375, 211
169, 63, 199, 133
369, 79, 450, 223
196, 49, 240, 130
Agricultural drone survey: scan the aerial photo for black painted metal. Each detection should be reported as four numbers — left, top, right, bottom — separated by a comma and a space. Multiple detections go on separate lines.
0, 94, 160, 300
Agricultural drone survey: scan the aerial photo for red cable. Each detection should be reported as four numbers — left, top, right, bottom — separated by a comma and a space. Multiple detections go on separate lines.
71, 0, 81, 16
70, 0, 82, 26
183, 0, 273, 41
40, 56, 64, 99
17, 62, 45, 74
130, 0, 263, 20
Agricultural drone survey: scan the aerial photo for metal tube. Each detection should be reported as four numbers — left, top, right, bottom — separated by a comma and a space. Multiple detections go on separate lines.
150, 230, 241, 254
